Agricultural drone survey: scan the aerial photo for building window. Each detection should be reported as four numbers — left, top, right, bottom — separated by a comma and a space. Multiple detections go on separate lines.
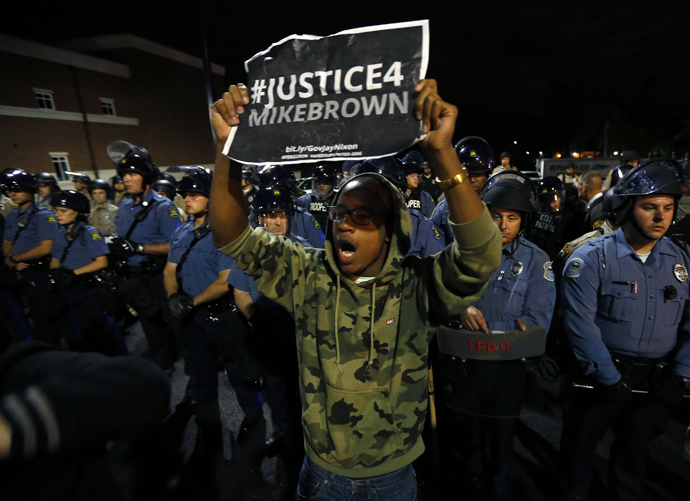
34, 89, 55, 110
100, 98, 116, 116
50, 153, 70, 181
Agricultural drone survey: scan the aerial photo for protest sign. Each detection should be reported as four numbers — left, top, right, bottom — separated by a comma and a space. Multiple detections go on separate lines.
223, 20, 429, 165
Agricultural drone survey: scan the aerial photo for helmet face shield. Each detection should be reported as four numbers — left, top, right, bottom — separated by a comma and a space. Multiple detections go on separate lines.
614, 159, 683, 198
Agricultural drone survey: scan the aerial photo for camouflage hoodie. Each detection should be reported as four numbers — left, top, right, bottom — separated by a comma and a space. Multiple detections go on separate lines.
220, 173, 501, 478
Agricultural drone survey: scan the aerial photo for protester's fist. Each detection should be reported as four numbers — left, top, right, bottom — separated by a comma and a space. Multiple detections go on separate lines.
414, 79, 457, 152
211, 84, 251, 144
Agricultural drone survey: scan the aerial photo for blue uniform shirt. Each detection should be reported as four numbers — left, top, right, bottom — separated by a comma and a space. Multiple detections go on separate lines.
562, 228, 690, 384
431, 199, 454, 247
167, 220, 236, 298
405, 189, 436, 218
3, 202, 60, 254
407, 208, 444, 258
115, 190, 181, 266
52, 221, 109, 270
475, 237, 556, 332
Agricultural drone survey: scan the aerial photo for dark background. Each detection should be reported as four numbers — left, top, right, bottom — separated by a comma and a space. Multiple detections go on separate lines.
3, 0, 690, 169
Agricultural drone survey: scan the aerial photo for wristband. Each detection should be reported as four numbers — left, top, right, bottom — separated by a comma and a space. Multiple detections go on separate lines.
437, 168, 468, 190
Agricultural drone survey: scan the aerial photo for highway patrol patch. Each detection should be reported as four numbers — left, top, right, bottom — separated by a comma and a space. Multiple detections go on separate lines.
544, 261, 555, 281
674, 264, 688, 283
432, 224, 442, 240
47, 215, 57, 224
510, 261, 523, 277
90, 231, 102, 241
169, 207, 179, 218
565, 258, 584, 278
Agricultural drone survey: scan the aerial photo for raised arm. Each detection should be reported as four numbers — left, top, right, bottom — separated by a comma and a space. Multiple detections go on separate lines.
415, 80, 485, 225
209, 84, 251, 248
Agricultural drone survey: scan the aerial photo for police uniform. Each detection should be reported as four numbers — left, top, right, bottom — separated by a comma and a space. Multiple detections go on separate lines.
249, 205, 325, 249
3, 201, 60, 341
559, 228, 690, 500
296, 191, 336, 230
447, 237, 555, 499
89, 201, 119, 237
51, 221, 126, 355
431, 199, 454, 247
405, 187, 436, 218
168, 218, 263, 444
114, 189, 181, 369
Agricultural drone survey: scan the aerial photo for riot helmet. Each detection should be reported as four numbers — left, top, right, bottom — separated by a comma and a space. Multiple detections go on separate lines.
455, 136, 495, 175
117, 154, 160, 185
151, 179, 177, 200
536, 176, 565, 213
35, 172, 59, 189
400, 150, 425, 175
50, 190, 90, 215
67, 172, 91, 186
88, 179, 113, 203
178, 169, 213, 198
256, 165, 297, 192
312, 163, 338, 199
481, 171, 537, 215
0, 168, 38, 194
350, 157, 407, 192
609, 158, 683, 226
254, 185, 294, 213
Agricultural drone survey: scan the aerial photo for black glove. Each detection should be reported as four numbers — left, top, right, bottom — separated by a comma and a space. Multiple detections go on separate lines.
649, 374, 686, 407
50, 268, 76, 288
598, 378, 632, 404
168, 293, 195, 319
109, 237, 142, 258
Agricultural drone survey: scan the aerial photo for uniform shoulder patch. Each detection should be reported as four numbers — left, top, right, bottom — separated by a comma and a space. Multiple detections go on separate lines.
169, 207, 179, 218
312, 218, 320, 229
47, 215, 57, 224
565, 257, 584, 278
90, 231, 102, 241
432, 224, 442, 240
543, 261, 554, 281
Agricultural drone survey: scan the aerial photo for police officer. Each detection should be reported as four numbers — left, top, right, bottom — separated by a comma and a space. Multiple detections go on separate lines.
35, 172, 61, 209
350, 157, 445, 258
401, 150, 436, 218
1, 168, 60, 340
110, 175, 127, 206
88, 179, 118, 237
296, 163, 339, 228
526, 176, 583, 260
558, 159, 690, 500
48, 190, 126, 355
152, 177, 188, 222
445, 170, 555, 500
164, 167, 262, 454
112, 150, 181, 370
432, 136, 495, 246
229, 185, 307, 490
68, 172, 92, 203
255, 164, 324, 247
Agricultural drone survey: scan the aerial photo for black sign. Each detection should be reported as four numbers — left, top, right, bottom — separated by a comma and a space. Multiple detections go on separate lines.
224, 21, 429, 165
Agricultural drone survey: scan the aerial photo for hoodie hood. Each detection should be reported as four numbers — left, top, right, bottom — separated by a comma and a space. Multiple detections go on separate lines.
324, 172, 412, 287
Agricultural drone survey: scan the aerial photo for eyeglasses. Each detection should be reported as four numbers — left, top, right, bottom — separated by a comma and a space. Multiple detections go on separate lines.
328, 206, 385, 226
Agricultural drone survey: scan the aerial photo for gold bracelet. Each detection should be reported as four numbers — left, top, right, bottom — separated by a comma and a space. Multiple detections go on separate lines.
437, 168, 468, 190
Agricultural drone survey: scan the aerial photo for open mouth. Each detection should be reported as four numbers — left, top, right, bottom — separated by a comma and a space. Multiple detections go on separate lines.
338, 241, 356, 264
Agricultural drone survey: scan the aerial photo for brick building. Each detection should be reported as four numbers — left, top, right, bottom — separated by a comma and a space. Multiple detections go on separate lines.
0, 33, 225, 186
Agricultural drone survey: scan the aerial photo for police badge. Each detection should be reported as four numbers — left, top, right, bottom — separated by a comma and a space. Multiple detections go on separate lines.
510, 261, 523, 277
674, 264, 688, 283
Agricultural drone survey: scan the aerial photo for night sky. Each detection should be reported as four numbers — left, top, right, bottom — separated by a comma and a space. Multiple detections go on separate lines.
3, 0, 690, 168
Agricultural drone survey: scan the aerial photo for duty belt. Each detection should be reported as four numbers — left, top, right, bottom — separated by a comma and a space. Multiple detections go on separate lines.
611, 354, 664, 379
17, 258, 50, 271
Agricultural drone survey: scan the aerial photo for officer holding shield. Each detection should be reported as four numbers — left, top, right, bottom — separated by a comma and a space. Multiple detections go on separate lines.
444, 170, 555, 500
558, 159, 690, 500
